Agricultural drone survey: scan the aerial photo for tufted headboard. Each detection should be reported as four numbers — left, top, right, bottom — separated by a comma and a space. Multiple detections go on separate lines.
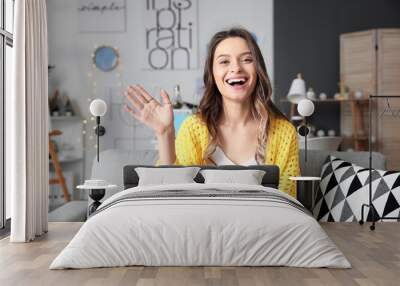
123, 165, 280, 189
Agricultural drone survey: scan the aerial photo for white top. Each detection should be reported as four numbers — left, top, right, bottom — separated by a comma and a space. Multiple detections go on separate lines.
211, 147, 258, 166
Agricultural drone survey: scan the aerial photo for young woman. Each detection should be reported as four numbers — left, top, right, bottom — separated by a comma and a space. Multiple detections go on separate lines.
124, 27, 300, 197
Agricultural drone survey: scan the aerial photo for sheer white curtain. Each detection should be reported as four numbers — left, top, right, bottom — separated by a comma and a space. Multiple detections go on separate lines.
8, 0, 49, 242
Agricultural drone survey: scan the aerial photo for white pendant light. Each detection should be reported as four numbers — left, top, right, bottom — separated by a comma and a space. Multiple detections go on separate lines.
89, 99, 107, 162
89, 99, 107, 117
297, 98, 315, 117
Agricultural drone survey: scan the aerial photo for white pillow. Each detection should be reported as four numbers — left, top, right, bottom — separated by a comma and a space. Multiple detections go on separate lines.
200, 169, 266, 185
135, 167, 201, 186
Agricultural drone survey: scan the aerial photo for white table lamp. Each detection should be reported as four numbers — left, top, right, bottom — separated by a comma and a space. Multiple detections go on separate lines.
89, 99, 107, 162
287, 73, 306, 104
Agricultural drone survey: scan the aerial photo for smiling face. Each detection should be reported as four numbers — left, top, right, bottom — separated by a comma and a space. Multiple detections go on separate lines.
212, 37, 257, 104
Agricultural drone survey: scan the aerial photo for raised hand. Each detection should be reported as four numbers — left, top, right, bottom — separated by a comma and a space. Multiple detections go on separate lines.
124, 85, 174, 137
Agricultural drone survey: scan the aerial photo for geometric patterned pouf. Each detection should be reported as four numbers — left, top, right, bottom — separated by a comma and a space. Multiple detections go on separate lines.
313, 155, 400, 222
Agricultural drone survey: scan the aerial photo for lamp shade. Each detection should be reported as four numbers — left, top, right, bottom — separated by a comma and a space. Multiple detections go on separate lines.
287, 74, 306, 104
297, 98, 315, 117
90, 99, 107, 117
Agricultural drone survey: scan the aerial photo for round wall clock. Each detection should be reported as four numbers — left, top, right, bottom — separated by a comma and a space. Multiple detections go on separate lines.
93, 46, 119, 72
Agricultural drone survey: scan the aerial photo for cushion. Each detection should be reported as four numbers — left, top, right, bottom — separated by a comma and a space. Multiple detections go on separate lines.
200, 169, 266, 185
313, 155, 400, 222
135, 166, 201, 186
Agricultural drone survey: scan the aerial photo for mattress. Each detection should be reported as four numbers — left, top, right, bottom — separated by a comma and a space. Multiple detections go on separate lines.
50, 183, 351, 269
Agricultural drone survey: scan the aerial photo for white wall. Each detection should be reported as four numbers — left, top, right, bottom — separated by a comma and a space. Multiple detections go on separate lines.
47, 0, 274, 177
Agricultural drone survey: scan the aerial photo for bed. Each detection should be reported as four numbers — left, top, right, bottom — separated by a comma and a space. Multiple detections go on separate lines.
50, 165, 350, 269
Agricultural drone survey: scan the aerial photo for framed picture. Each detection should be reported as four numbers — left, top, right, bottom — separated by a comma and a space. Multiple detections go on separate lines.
78, 0, 126, 33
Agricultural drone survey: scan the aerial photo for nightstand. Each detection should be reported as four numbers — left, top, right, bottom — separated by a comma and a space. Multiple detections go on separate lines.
290, 176, 321, 212
77, 180, 117, 215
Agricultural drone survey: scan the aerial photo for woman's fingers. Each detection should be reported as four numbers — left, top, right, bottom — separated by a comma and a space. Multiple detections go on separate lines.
125, 90, 143, 111
127, 85, 148, 105
123, 104, 141, 121
135, 85, 160, 105
160, 89, 172, 106
125, 84, 171, 124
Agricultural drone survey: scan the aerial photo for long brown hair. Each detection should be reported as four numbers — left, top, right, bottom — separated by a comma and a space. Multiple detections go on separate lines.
198, 27, 288, 164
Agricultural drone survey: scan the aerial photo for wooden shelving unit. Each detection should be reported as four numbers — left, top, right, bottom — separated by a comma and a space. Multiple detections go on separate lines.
340, 28, 400, 169
282, 98, 368, 151
49, 116, 85, 203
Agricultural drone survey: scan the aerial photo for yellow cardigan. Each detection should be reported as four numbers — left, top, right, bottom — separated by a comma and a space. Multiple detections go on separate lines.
172, 114, 300, 198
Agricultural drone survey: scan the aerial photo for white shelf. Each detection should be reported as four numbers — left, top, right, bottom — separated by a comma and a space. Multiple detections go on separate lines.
50, 116, 81, 121
59, 156, 83, 163
49, 156, 83, 164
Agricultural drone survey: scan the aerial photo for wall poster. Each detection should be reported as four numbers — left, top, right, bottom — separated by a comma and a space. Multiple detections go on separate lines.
140, 0, 199, 70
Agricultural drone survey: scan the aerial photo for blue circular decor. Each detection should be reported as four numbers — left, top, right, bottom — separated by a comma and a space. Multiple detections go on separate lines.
93, 46, 119, 72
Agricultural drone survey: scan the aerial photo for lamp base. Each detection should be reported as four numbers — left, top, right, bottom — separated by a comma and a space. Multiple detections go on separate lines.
88, 188, 105, 215
296, 180, 314, 211
292, 177, 321, 212
95, 125, 106, 136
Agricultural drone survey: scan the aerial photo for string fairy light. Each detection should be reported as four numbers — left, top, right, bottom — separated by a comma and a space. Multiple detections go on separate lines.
82, 44, 126, 155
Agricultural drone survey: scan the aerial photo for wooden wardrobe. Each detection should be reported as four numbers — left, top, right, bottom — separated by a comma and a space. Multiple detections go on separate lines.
340, 28, 400, 170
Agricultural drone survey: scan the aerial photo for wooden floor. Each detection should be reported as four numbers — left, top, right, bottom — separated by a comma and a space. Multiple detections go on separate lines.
0, 222, 399, 286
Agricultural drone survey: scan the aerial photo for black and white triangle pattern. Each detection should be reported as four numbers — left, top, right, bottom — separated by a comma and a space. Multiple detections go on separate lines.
313, 156, 400, 222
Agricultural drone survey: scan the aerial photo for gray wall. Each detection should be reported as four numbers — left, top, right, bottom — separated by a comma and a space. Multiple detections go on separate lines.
47, 0, 274, 178
274, 0, 400, 134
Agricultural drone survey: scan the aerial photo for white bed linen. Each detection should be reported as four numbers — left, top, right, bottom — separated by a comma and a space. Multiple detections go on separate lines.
50, 183, 351, 269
